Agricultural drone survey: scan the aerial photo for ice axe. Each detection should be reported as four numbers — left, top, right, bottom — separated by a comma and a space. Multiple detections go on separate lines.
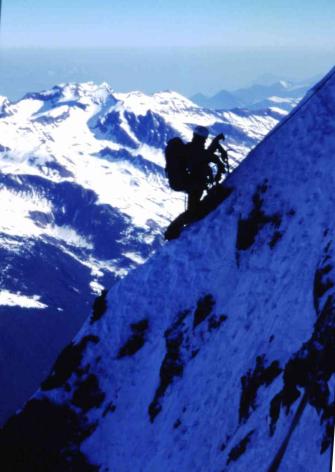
209, 133, 230, 175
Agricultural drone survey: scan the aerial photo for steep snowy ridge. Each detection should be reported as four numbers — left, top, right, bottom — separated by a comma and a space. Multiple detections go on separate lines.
1, 70, 334, 470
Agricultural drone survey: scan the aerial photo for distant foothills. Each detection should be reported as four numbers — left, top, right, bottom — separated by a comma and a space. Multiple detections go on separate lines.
190, 76, 320, 110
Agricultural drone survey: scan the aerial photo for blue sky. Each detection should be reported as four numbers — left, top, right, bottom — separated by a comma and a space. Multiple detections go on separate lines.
3, 0, 335, 49
0, 1, 334, 98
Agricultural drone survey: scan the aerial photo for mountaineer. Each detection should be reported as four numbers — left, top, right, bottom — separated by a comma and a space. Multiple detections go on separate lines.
165, 126, 229, 213
164, 126, 230, 240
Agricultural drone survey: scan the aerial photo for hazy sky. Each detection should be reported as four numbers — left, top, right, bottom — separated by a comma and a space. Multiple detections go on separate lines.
2, 0, 335, 49
0, 1, 334, 98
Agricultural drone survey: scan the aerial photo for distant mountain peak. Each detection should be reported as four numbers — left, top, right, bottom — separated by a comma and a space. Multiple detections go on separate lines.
191, 77, 313, 110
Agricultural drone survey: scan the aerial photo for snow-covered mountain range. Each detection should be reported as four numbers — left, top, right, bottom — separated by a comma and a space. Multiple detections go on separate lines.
191, 79, 311, 111
1, 68, 334, 471
0, 83, 298, 426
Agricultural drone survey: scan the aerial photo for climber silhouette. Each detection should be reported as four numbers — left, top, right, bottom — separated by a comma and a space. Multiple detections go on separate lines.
184, 126, 227, 212
164, 126, 231, 240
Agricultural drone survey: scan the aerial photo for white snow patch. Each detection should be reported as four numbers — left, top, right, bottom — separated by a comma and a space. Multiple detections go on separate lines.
0, 188, 52, 236
90, 280, 105, 295
123, 251, 147, 264
44, 225, 93, 249
0, 290, 47, 309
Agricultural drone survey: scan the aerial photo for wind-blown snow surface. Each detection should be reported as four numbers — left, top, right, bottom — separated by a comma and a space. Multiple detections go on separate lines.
2, 69, 335, 470
0, 83, 291, 424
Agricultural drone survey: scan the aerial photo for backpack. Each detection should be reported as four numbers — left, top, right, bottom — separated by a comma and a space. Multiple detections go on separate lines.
164, 137, 190, 192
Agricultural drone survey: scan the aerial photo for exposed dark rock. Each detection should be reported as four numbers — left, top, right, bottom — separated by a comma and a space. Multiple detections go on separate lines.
314, 264, 333, 313
149, 299, 229, 422
0, 398, 99, 471
239, 355, 282, 422
117, 319, 149, 358
71, 374, 106, 412
191, 349, 200, 358
227, 430, 255, 465
103, 402, 117, 417
148, 332, 184, 422
219, 435, 231, 452
193, 294, 216, 328
269, 294, 335, 452
269, 231, 283, 249
287, 208, 296, 217
41, 335, 100, 391
269, 393, 283, 436
236, 182, 282, 251
320, 402, 335, 453
173, 419, 182, 429
259, 180, 269, 194
90, 289, 108, 324
148, 311, 188, 422
268, 394, 308, 472
208, 314, 228, 331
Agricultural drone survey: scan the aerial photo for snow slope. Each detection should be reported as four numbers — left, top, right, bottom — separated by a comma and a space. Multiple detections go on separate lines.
1, 69, 335, 470
0, 83, 290, 425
